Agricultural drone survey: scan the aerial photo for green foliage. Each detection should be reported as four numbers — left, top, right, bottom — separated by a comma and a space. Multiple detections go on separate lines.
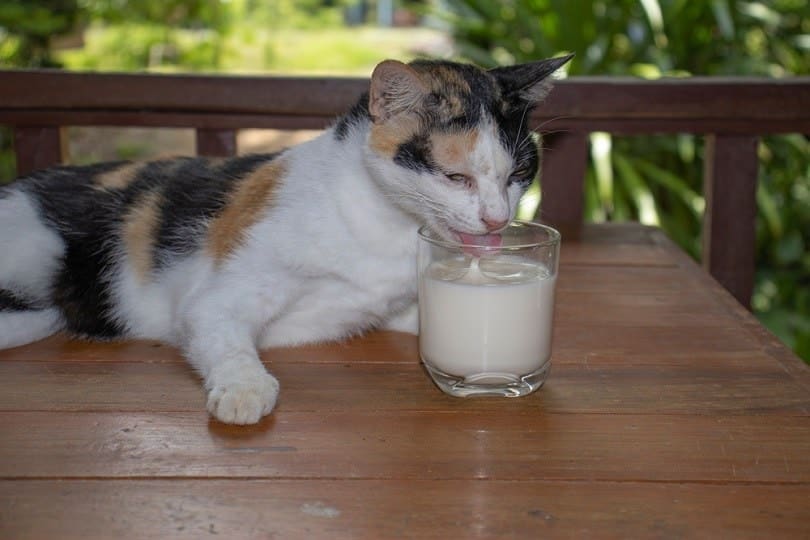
438, 0, 808, 76
59, 24, 433, 75
753, 134, 810, 359
438, 0, 810, 361
59, 23, 224, 71
0, 0, 80, 67
0, 128, 16, 183
52, 1, 424, 74
58, 0, 232, 72
76, 0, 230, 27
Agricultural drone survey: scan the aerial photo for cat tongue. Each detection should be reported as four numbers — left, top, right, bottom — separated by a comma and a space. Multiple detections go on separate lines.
458, 233, 502, 249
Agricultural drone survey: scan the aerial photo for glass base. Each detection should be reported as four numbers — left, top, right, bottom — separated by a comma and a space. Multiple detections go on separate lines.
422, 360, 551, 398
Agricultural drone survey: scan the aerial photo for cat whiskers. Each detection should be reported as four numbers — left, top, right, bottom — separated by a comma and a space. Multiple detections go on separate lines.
511, 102, 533, 156
388, 186, 452, 222
514, 116, 572, 155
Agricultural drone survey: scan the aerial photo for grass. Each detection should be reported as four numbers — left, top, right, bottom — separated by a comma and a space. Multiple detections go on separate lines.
57, 25, 450, 76
242, 27, 449, 75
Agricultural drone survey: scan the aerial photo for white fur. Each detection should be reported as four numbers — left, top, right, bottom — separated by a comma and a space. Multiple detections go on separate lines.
0, 190, 65, 302
109, 254, 209, 342
0, 190, 66, 349
0, 309, 63, 350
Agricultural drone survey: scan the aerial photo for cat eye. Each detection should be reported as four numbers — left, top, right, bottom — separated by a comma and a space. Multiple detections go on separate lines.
508, 167, 533, 186
445, 173, 474, 189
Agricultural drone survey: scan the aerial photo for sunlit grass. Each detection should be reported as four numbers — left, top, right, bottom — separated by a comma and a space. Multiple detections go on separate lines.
58, 24, 450, 76
244, 27, 449, 75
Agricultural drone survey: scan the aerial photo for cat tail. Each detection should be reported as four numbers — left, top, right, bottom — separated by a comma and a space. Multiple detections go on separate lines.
0, 186, 66, 350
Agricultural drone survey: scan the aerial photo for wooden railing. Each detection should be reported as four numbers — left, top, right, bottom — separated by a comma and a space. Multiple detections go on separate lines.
1, 70, 808, 307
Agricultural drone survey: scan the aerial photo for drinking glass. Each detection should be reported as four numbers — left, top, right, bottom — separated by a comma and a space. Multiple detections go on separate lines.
417, 221, 560, 397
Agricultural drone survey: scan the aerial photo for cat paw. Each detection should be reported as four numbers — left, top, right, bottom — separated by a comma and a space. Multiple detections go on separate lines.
206, 372, 280, 425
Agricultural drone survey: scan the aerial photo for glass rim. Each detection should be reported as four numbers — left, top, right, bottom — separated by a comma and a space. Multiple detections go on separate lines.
417, 220, 561, 250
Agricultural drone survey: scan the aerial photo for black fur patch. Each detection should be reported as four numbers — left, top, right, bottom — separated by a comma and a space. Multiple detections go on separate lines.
51, 235, 123, 338
15, 154, 277, 338
149, 155, 274, 266
19, 164, 127, 337
394, 134, 437, 174
216, 153, 278, 180
138, 158, 235, 264
0, 289, 37, 312
498, 112, 540, 187
334, 95, 371, 140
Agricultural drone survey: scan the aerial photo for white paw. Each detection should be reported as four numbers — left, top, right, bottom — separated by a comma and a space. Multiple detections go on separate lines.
207, 372, 280, 425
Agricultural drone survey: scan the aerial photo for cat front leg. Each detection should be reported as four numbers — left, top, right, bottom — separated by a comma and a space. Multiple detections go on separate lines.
181, 312, 279, 425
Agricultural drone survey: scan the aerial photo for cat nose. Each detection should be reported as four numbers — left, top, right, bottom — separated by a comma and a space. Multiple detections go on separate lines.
482, 216, 508, 232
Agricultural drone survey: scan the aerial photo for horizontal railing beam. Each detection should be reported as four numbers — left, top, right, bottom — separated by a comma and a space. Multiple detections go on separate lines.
0, 111, 335, 130
0, 111, 804, 135
0, 71, 807, 134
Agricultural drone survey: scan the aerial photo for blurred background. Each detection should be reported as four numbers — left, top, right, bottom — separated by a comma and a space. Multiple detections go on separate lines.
0, 0, 808, 361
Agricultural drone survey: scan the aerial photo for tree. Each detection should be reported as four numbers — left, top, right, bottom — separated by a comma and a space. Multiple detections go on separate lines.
0, 0, 80, 67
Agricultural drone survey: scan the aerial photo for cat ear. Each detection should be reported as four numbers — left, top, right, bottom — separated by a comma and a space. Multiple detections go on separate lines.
490, 53, 574, 105
369, 60, 430, 122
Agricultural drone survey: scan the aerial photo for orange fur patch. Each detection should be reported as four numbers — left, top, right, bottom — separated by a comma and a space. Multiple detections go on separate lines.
207, 159, 287, 262
369, 116, 422, 158
94, 162, 143, 190
430, 130, 479, 173
122, 190, 162, 282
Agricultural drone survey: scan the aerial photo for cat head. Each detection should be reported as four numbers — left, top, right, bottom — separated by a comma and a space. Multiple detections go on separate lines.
361, 54, 573, 242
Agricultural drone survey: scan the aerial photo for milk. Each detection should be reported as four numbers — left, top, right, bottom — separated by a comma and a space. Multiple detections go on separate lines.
419, 256, 556, 382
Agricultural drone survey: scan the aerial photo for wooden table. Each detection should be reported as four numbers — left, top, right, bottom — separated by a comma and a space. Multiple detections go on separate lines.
1, 223, 808, 538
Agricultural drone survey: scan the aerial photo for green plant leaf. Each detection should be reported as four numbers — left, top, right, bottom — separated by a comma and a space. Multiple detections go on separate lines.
614, 152, 660, 225
630, 157, 705, 217
774, 230, 805, 265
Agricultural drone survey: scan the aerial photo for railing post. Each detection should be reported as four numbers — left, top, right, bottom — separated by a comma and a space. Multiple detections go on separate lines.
702, 134, 759, 308
536, 131, 589, 239
13, 126, 62, 176
196, 128, 237, 157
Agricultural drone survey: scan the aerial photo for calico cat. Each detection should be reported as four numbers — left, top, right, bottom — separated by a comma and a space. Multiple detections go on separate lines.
0, 54, 572, 424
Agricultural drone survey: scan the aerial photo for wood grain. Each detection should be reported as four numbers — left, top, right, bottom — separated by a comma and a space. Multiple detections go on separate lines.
0, 222, 807, 538
1, 72, 807, 132
702, 134, 759, 307
1, 411, 808, 482
0, 358, 806, 415
537, 131, 588, 232
13, 125, 61, 175
2, 480, 809, 540
195, 127, 237, 157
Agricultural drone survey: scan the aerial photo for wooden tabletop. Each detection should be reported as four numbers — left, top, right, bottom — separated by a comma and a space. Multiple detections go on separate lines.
1, 223, 808, 539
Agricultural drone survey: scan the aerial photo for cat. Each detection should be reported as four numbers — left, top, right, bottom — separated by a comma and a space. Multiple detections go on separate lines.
0, 54, 572, 424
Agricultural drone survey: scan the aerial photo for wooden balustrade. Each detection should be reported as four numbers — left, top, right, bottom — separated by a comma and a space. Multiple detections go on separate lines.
1, 70, 808, 307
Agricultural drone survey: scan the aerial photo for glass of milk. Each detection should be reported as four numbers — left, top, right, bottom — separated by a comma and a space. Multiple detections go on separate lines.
417, 221, 560, 397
